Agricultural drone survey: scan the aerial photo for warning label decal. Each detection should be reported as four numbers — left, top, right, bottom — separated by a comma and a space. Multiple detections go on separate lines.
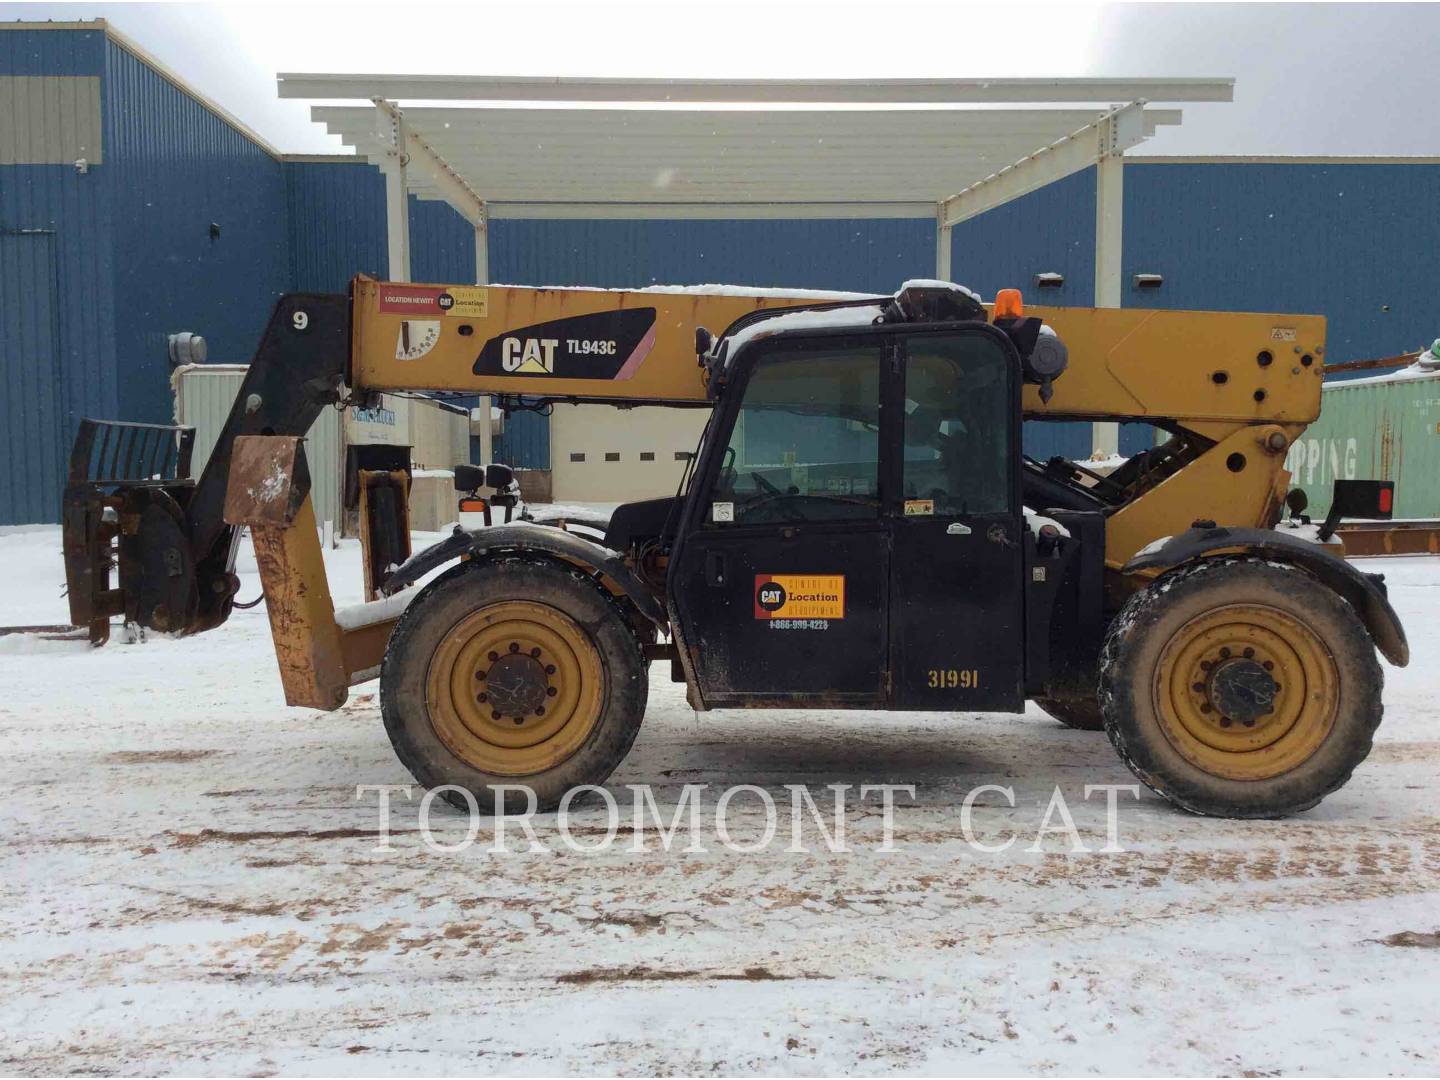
753, 574, 845, 620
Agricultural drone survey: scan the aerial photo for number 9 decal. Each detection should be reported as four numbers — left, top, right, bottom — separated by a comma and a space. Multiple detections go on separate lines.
292, 310, 309, 331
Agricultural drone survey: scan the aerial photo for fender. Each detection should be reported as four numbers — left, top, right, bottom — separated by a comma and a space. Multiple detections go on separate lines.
380, 522, 668, 630
1123, 525, 1409, 667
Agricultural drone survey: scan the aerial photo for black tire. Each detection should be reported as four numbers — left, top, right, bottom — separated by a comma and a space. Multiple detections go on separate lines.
1100, 557, 1383, 818
1036, 694, 1106, 731
380, 556, 648, 814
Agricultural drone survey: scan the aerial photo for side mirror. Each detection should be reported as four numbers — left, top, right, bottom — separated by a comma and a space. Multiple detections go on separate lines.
453, 464, 485, 492
1285, 487, 1309, 518
484, 463, 515, 490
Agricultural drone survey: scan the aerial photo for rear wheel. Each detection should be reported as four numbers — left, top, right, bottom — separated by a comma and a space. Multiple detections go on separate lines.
381, 557, 647, 814
1100, 558, 1383, 818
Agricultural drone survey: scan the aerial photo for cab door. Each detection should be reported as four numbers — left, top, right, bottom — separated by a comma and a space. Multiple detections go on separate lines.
888, 328, 1025, 710
670, 335, 889, 707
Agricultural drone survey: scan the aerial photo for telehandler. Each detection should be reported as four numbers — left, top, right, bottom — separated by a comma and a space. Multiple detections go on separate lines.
62, 277, 1407, 818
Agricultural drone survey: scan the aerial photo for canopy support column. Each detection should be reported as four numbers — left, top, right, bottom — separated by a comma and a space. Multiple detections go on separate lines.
375, 99, 411, 283
1090, 111, 1127, 458
474, 207, 489, 285
935, 203, 952, 280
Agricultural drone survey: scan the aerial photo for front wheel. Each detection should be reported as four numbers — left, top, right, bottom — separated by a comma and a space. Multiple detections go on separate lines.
1099, 558, 1383, 818
381, 557, 648, 814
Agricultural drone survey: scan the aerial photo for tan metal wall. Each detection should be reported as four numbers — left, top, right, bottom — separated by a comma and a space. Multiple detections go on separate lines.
341, 396, 469, 470
409, 399, 471, 471
175, 368, 469, 533
173, 365, 343, 533
548, 403, 707, 504
0, 76, 102, 165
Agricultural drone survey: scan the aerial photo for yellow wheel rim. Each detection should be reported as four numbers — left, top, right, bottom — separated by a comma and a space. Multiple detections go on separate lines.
1153, 603, 1338, 781
425, 600, 604, 776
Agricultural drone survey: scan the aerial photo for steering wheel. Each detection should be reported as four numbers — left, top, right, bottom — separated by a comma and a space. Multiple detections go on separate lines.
750, 470, 784, 497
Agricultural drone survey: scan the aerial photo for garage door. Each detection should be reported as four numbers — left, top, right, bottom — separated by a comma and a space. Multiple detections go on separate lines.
549, 403, 709, 505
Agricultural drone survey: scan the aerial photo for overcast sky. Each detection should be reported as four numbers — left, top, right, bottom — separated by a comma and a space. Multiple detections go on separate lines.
2, 1, 1437, 157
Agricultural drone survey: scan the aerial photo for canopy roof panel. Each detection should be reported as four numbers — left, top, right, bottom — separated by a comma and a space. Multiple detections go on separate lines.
279, 75, 1232, 209
310, 104, 1184, 203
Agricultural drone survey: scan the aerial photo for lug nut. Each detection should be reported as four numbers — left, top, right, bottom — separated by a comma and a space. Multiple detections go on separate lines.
509, 642, 520, 653
1219, 716, 1231, 727
476, 669, 486, 681
477, 693, 487, 703
530, 647, 541, 658
1193, 682, 1206, 693
536, 706, 546, 716
512, 716, 524, 725
488, 651, 499, 662
1219, 647, 1231, 659
1243, 647, 1255, 659
544, 664, 556, 675
546, 686, 557, 697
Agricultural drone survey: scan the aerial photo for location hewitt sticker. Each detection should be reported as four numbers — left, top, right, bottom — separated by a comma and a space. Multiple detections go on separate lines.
753, 574, 845, 620
378, 284, 488, 318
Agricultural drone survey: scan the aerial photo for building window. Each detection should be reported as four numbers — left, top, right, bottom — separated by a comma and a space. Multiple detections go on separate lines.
639, 451, 655, 461
570, 452, 585, 462
605, 452, 620, 462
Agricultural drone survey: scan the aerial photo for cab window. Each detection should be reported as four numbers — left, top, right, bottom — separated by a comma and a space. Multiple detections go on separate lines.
901, 335, 1012, 516
710, 344, 881, 524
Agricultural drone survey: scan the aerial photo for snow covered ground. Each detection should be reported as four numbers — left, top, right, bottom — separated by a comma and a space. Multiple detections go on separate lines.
2, 524, 1438, 1075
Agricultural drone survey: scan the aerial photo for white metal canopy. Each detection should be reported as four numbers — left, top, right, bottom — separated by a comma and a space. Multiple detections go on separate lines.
278, 74, 1233, 453
307, 103, 1183, 205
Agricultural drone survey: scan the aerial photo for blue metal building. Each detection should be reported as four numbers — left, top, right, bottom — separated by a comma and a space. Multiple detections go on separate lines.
0, 22, 476, 524
3, 22, 1437, 521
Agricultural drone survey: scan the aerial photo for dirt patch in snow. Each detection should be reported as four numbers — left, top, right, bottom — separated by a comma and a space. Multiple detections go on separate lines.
1377, 929, 1440, 948
106, 749, 218, 764
556, 964, 807, 985
168, 827, 416, 847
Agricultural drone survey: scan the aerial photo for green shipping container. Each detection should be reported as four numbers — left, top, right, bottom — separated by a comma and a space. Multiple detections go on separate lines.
1285, 366, 1440, 519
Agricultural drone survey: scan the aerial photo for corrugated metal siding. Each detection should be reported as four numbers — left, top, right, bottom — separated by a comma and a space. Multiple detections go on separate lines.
0, 230, 64, 523
489, 217, 931, 291
495, 408, 552, 470
285, 160, 386, 292
0, 76, 102, 164
102, 38, 289, 424
1124, 162, 1440, 366
0, 170, 117, 523
286, 161, 477, 292
948, 166, 1096, 303
409, 197, 476, 284
1285, 372, 1440, 519
1, 28, 115, 523
0, 26, 106, 76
